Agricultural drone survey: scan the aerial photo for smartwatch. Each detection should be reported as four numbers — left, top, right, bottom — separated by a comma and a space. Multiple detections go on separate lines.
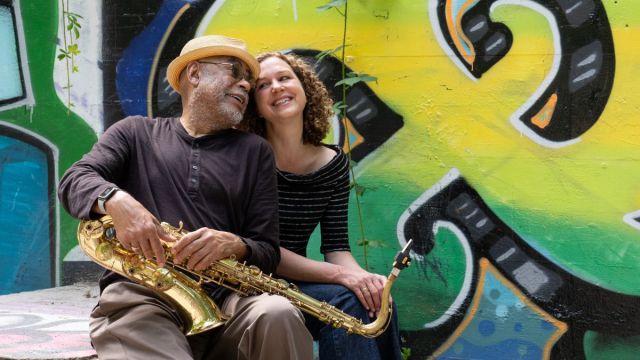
97, 186, 119, 213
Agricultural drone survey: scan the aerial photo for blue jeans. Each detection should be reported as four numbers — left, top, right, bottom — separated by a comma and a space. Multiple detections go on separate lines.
295, 282, 402, 360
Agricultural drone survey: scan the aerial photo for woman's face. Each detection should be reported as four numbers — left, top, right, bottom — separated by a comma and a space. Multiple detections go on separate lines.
254, 56, 307, 124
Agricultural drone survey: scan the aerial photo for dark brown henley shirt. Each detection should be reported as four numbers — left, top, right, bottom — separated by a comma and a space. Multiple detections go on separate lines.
58, 116, 279, 303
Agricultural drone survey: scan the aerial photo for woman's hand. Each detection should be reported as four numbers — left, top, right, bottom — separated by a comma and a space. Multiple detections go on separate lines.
335, 267, 387, 318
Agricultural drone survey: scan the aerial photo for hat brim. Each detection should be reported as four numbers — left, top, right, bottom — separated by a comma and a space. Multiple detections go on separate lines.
166, 45, 260, 94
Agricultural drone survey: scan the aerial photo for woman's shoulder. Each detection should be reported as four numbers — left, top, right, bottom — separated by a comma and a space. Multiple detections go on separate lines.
277, 144, 347, 184
311, 144, 348, 179
321, 144, 348, 169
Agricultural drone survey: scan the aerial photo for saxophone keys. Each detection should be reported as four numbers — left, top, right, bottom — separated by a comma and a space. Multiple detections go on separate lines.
151, 268, 175, 291
79, 220, 104, 240
123, 254, 145, 277
247, 265, 261, 276
104, 226, 116, 240
276, 279, 290, 290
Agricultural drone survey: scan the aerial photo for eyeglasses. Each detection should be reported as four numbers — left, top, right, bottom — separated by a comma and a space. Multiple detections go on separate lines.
198, 60, 254, 86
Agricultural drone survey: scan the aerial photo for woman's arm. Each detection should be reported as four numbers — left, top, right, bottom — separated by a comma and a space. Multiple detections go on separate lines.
277, 247, 345, 282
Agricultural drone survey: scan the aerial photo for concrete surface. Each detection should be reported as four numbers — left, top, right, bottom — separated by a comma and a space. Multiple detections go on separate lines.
0, 281, 320, 360
0, 283, 98, 360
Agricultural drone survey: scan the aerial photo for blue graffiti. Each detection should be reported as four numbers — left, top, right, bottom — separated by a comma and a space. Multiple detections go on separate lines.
116, 0, 196, 116
0, 134, 51, 294
0, 5, 24, 103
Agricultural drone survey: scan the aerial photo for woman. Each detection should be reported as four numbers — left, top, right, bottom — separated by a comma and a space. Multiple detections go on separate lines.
240, 52, 401, 360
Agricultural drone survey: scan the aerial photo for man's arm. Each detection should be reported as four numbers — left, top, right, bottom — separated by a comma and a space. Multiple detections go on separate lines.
58, 117, 173, 265
58, 118, 132, 219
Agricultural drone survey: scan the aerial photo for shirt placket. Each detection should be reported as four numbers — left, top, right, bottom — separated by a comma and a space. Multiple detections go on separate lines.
188, 142, 201, 197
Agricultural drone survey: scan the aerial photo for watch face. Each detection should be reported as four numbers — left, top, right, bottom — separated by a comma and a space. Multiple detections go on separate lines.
100, 187, 118, 199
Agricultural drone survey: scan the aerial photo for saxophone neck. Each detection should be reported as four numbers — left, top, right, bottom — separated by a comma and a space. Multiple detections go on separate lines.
360, 275, 395, 337
360, 239, 413, 337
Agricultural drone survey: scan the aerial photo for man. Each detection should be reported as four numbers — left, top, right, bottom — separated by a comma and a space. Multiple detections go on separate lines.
58, 35, 313, 360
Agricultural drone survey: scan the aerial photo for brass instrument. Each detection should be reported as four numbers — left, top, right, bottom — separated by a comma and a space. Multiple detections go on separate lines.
77, 215, 412, 337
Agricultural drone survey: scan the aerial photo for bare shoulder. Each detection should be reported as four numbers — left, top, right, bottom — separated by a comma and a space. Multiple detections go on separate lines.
321, 145, 338, 161
314, 145, 337, 169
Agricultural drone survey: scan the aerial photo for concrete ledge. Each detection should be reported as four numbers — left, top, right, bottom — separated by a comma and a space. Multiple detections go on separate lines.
0, 282, 320, 359
0, 283, 98, 360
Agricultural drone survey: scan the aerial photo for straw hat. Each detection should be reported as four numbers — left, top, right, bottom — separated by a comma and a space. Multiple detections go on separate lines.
166, 35, 260, 94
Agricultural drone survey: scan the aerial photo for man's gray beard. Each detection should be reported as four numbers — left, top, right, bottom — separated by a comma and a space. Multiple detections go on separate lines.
188, 76, 243, 132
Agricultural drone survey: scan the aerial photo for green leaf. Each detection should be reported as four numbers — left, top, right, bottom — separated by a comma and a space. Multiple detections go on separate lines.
66, 11, 83, 19
335, 72, 378, 88
57, 53, 67, 61
317, 0, 346, 12
334, 77, 360, 88
357, 239, 386, 248
68, 44, 80, 56
354, 73, 377, 83
72, 65, 79, 73
354, 184, 367, 197
315, 44, 347, 63
332, 101, 347, 116
401, 347, 412, 360
73, 27, 80, 39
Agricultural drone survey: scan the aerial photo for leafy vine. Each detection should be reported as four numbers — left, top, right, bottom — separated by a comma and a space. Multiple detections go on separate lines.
317, 0, 378, 270
317, 3, 411, 357
57, 0, 83, 113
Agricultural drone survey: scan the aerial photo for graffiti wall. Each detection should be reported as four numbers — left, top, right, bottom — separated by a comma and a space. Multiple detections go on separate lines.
0, 0, 638, 358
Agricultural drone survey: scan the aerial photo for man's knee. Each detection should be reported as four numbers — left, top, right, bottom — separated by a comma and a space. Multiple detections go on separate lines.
253, 294, 304, 323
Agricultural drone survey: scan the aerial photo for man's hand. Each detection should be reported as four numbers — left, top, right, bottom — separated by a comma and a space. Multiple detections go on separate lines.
104, 191, 175, 266
172, 228, 247, 271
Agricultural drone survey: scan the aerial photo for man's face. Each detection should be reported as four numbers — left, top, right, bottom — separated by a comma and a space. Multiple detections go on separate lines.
189, 56, 252, 128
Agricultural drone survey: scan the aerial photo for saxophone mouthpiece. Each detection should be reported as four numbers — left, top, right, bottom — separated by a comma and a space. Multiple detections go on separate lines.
392, 239, 413, 270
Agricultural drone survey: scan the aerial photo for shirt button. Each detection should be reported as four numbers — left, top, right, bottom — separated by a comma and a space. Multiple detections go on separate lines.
191, 178, 197, 183
192, 165, 198, 170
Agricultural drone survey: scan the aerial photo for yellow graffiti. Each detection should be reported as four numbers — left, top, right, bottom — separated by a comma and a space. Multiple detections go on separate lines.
201, 0, 640, 293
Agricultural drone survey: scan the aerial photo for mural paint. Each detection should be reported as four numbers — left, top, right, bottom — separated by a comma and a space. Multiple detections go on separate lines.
0, 0, 96, 294
0, 310, 95, 359
0, 285, 97, 359
1, 0, 639, 358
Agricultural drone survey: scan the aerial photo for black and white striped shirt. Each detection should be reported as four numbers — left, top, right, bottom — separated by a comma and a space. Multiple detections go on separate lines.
277, 145, 351, 257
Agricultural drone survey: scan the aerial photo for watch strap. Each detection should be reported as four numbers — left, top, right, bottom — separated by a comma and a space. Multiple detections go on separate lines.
97, 187, 119, 213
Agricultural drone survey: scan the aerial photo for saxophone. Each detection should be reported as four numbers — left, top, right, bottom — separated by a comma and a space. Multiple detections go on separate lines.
77, 215, 412, 337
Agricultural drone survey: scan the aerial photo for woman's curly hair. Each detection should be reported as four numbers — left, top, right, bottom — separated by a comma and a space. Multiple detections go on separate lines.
239, 52, 334, 145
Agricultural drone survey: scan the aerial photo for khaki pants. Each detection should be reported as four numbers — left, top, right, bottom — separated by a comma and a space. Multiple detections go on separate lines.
90, 282, 313, 360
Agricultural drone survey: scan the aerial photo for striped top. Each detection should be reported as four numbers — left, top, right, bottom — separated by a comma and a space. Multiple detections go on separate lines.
277, 145, 351, 257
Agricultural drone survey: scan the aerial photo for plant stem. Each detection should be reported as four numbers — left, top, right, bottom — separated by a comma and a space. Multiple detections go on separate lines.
60, 0, 71, 114
338, 0, 369, 270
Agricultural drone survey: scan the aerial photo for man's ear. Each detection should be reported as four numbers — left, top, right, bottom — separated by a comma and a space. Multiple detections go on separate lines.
185, 61, 201, 87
